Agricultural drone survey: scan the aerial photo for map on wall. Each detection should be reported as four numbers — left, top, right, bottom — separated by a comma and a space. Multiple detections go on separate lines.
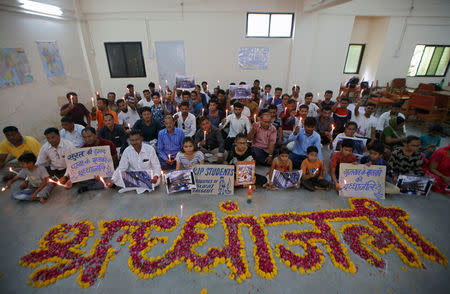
0, 48, 34, 89
36, 41, 65, 78
238, 47, 269, 70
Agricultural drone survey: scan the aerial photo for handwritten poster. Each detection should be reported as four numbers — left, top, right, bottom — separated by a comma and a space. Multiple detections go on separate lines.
235, 160, 255, 185
339, 163, 385, 199
238, 47, 269, 70
64, 146, 114, 183
229, 85, 252, 100
191, 164, 234, 195
176, 75, 195, 90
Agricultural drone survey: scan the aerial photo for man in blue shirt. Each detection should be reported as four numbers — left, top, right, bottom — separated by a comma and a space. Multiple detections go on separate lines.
157, 115, 185, 170
288, 117, 323, 169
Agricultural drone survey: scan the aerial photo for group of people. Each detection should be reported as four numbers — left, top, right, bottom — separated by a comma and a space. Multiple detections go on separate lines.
1, 79, 448, 202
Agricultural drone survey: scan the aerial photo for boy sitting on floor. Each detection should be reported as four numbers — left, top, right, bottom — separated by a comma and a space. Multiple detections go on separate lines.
301, 146, 330, 191
330, 139, 357, 191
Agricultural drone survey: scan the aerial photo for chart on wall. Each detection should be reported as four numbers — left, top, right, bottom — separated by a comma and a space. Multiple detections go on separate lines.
155, 41, 186, 87
36, 41, 65, 78
238, 47, 269, 70
0, 48, 34, 89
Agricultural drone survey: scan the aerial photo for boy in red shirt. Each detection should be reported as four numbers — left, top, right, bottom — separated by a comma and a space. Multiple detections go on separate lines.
330, 139, 357, 191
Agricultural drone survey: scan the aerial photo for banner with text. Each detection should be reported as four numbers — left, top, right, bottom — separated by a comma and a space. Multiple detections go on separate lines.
191, 164, 234, 195
65, 146, 114, 183
339, 163, 385, 199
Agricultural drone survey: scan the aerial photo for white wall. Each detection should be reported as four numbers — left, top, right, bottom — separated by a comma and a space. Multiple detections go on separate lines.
0, 10, 92, 140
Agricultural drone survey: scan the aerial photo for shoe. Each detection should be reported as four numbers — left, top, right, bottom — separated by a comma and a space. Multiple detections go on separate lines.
77, 186, 88, 194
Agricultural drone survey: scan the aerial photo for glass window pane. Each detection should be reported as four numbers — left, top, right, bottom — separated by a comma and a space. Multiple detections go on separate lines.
247, 13, 270, 37
417, 46, 435, 76
105, 44, 127, 77
344, 45, 363, 73
426, 46, 444, 76
436, 47, 450, 76
269, 14, 293, 37
124, 43, 145, 77
407, 45, 425, 76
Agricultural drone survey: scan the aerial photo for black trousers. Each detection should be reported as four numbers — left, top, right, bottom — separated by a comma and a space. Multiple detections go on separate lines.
302, 177, 330, 191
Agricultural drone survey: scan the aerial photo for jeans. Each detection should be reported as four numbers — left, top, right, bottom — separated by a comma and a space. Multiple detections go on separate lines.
289, 153, 307, 169
252, 146, 270, 166
11, 183, 54, 201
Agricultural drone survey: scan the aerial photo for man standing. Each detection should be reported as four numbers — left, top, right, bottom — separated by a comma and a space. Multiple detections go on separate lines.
157, 116, 185, 170
36, 128, 74, 180
194, 117, 225, 163
0, 126, 41, 169
90, 97, 119, 131
60, 116, 85, 148
124, 84, 141, 106
60, 92, 90, 127
288, 117, 323, 169
248, 113, 277, 166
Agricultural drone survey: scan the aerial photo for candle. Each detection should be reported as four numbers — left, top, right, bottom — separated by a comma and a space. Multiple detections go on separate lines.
91, 97, 95, 107
284, 107, 287, 115
247, 185, 252, 203
203, 131, 207, 140
160, 170, 165, 184
99, 176, 108, 188
8, 167, 18, 174
253, 114, 257, 122
70, 95, 73, 104
202, 108, 204, 116
317, 92, 320, 99
159, 85, 162, 93
226, 109, 229, 116
96, 91, 99, 97
127, 123, 131, 129
217, 80, 220, 87
165, 79, 168, 86
48, 178, 65, 187
259, 99, 263, 109
1, 186, 6, 192
180, 204, 183, 219
296, 101, 300, 111
176, 106, 179, 113
331, 124, 335, 136
168, 154, 171, 161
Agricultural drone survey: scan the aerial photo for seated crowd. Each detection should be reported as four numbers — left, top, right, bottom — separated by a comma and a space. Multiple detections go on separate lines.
1, 79, 448, 202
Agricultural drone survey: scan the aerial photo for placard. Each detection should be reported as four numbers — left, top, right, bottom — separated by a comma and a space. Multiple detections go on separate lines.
65, 146, 114, 183
118, 170, 154, 194
271, 170, 302, 189
191, 164, 234, 195
333, 136, 367, 158
235, 160, 255, 185
229, 85, 252, 100
176, 75, 195, 90
164, 169, 196, 194
397, 175, 434, 196
339, 163, 385, 199
238, 47, 269, 70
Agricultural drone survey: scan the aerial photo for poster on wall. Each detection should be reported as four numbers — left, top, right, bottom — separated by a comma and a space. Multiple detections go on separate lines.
0, 48, 34, 88
338, 163, 386, 200
238, 47, 269, 70
191, 164, 234, 195
64, 146, 114, 183
36, 41, 65, 78
229, 85, 252, 100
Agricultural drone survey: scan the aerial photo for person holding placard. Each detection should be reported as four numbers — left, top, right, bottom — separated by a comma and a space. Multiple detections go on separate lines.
60, 92, 90, 127
220, 102, 251, 151
109, 130, 161, 188
264, 147, 293, 190
157, 116, 185, 170
176, 137, 204, 169
330, 139, 357, 191
174, 101, 196, 138
388, 136, 425, 181
194, 117, 225, 163
248, 112, 277, 166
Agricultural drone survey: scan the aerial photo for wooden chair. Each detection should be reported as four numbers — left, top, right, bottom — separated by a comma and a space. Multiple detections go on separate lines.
414, 83, 435, 95
407, 93, 447, 131
368, 80, 394, 112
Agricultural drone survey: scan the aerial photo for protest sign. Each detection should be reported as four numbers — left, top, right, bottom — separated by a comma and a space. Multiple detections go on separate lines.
117, 170, 154, 194
235, 160, 255, 186
339, 163, 385, 199
271, 170, 302, 189
164, 169, 196, 194
176, 75, 195, 90
334, 136, 367, 158
229, 85, 252, 99
191, 164, 234, 195
65, 146, 114, 183
397, 175, 434, 196
238, 47, 269, 70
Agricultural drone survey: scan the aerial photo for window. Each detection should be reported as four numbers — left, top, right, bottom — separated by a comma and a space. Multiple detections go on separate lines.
246, 13, 294, 38
408, 45, 450, 77
104, 42, 146, 78
343, 44, 365, 74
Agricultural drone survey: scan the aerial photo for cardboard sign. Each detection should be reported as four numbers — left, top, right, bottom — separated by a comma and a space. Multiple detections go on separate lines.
397, 175, 434, 196
271, 170, 302, 189
176, 75, 195, 90
164, 169, 196, 194
235, 160, 255, 186
191, 164, 234, 195
65, 146, 114, 183
229, 85, 252, 99
339, 163, 386, 199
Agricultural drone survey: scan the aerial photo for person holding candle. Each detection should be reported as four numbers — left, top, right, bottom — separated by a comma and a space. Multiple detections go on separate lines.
7, 153, 54, 203
330, 139, 357, 191
276, 93, 291, 116
248, 112, 277, 166
203, 99, 225, 128
117, 99, 140, 132
301, 92, 320, 118
162, 91, 178, 115
150, 92, 166, 126
157, 116, 185, 170
279, 98, 298, 142
219, 102, 251, 151
291, 85, 301, 103
260, 84, 273, 109
352, 99, 377, 146
267, 87, 283, 106
316, 106, 335, 145
137, 89, 154, 110
60, 92, 91, 127
176, 137, 204, 169
174, 102, 196, 138
331, 97, 352, 136
194, 117, 225, 163
172, 85, 183, 105
90, 97, 119, 131
201, 81, 211, 104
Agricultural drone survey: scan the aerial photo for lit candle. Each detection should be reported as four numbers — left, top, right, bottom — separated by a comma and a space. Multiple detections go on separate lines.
317, 92, 320, 100
48, 178, 65, 187
180, 204, 183, 219
8, 167, 18, 174
253, 114, 257, 122
176, 106, 179, 113
159, 85, 162, 93
96, 91, 99, 97
70, 94, 73, 104
168, 154, 171, 161
127, 123, 131, 129
296, 101, 300, 111
259, 99, 263, 109
331, 124, 335, 136
284, 107, 287, 115
203, 131, 207, 140
161, 170, 165, 184
91, 97, 95, 107
202, 108, 205, 116
165, 79, 168, 86
217, 80, 220, 87
1, 186, 6, 192
226, 109, 229, 116
247, 185, 252, 203
99, 176, 108, 188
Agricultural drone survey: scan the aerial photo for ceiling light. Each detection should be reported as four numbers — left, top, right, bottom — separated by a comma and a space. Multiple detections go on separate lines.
19, 0, 63, 16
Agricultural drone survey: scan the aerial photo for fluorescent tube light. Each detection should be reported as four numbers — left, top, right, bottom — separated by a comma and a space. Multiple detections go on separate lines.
19, 0, 63, 16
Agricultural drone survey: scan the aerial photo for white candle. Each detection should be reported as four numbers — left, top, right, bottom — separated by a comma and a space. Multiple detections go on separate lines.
202, 108, 204, 116
96, 91, 99, 97
168, 154, 171, 161
165, 79, 168, 86
159, 85, 162, 93
217, 80, 220, 87
254, 114, 257, 122
99, 176, 107, 188
70, 95, 73, 104
180, 204, 183, 219
91, 97, 95, 107
8, 167, 18, 174
226, 109, 229, 116
317, 92, 320, 99
203, 131, 207, 140
331, 124, 335, 136
1, 186, 6, 192
128, 123, 131, 129
296, 101, 300, 111
176, 106, 179, 113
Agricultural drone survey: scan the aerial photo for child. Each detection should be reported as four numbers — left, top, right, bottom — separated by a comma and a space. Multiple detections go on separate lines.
176, 137, 204, 169
360, 144, 400, 195
264, 147, 293, 190
420, 124, 442, 159
301, 146, 330, 191
330, 139, 357, 191
6, 153, 54, 203
332, 97, 352, 135
226, 133, 254, 164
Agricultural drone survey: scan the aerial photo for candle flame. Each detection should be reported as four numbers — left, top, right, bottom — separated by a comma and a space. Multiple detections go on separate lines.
99, 176, 108, 188
1, 186, 6, 192
9, 167, 18, 174
48, 178, 65, 187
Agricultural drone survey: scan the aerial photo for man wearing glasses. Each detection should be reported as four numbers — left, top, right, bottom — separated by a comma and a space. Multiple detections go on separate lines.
247, 112, 277, 166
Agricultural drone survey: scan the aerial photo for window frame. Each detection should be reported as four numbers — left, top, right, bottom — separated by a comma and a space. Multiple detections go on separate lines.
246, 12, 295, 38
343, 44, 366, 74
104, 42, 146, 78
408, 44, 450, 77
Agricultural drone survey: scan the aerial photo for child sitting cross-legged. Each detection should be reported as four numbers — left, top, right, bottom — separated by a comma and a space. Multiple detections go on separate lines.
6, 152, 54, 203
330, 139, 357, 191
300, 146, 330, 191
359, 143, 400, 195
264, 147, 293, 190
